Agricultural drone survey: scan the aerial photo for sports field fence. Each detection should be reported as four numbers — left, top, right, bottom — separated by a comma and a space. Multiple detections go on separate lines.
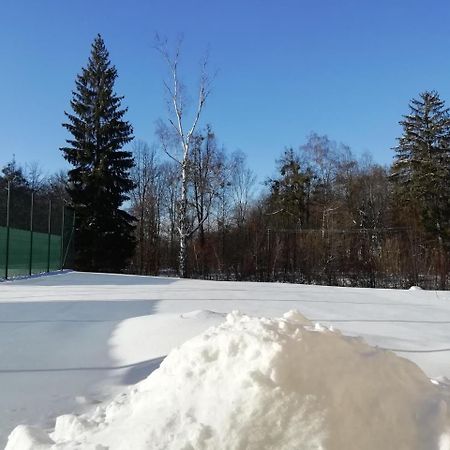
0, 181, 75, 279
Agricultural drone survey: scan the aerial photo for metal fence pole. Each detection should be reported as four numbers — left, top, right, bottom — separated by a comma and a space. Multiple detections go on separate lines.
60, 203, 65, 270
62, 209, 75, 269
46, 200, 52, 273
266, 228, 270, 281
29, 191, 34, 276
5, 181, 11, 279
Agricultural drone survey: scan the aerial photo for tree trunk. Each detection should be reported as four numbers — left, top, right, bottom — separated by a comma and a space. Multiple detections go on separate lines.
179, 154, 188, 278
437, 223, 446, 290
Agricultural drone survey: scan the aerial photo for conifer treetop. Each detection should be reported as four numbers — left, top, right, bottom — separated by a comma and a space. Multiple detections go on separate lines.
60, 34, 135, 272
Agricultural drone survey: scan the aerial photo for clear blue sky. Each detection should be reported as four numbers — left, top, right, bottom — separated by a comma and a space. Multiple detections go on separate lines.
2, 0, 450, 182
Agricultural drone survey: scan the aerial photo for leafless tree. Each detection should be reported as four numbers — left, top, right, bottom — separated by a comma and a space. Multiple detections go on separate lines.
45, 170, 69, 199
155, 36, 212, 277
159, 160, 181, 271
230, 150, 256, 227
190, 127, 225, 274
299, 134, 343, 231
130, 140, 162, 274
25, 162, 46, 192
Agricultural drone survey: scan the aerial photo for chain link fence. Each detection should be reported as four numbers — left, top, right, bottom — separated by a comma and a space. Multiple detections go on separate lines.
0, 182, 75, 280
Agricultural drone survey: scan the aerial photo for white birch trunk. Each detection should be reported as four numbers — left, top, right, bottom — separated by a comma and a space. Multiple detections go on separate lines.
156, 38, 211, 278
179, 150, 189, 278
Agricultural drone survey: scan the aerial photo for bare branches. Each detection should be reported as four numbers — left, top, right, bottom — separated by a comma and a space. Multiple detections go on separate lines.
156, 121, 182, 165
155, 35, 214, 277
155, 35, 212, 152
25, 161, 46, 192
187, 57, 212, 141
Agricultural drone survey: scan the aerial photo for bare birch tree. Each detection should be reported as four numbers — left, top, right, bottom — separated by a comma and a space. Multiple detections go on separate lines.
230, 150, 256, 227
155, 37, 212, 277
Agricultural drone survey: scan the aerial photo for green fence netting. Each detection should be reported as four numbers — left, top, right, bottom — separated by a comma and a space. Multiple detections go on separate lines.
0, 183, 74, 279
0, 227, 62, 277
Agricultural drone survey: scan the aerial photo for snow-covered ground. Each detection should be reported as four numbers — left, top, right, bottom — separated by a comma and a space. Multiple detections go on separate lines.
1, 271, 450, 448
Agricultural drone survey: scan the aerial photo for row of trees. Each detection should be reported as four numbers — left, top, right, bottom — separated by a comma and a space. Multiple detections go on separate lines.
3, 35, 448, 288
0, 158, 66, 198
127, 88, 449, 288
128, 126, 449, 288
128, 136, 255, 277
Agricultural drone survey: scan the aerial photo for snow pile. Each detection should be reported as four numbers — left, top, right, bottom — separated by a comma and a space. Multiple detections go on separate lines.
6, 311, 450, 450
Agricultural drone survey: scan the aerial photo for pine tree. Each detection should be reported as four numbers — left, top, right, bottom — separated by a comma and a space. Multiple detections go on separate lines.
267, 149, 311, 229
392, 91, 450, 246
61, 35, 135, 272
392, 91, 450, 289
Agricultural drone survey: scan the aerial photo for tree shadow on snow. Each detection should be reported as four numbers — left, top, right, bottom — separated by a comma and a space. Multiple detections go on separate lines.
10, 271, 179, 286
0, 297, 162, 449
0, 299, 159, 323
0, 300, 159, 371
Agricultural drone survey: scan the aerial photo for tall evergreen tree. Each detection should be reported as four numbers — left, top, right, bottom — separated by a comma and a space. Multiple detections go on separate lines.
392, 91, 450, 250
267, 149, 312, 229
61, 35, 135, 272
392, 91, 450, 289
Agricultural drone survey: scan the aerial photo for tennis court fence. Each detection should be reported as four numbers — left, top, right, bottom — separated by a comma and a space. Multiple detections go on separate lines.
0, 182, 75, 279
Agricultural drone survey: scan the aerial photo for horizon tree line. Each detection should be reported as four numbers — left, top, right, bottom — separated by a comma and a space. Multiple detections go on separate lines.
1, 35, 448, 288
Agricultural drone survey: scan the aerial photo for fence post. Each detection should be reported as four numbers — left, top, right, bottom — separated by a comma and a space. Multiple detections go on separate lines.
61, 209, 75, 269
46, 200, 52, 273
60, 203, 65, 270
266, 228, 270, 281
5, 181, 11, 279
29, 191, 34, 276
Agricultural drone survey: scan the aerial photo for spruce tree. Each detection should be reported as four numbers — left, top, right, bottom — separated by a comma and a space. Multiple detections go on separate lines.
392, 90, 450, 251
268, 149, 311, 229
61, 34, 135, 272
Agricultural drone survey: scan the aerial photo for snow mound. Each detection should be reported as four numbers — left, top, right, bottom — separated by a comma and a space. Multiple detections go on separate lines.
6, 425, 54, 450
6, 310, 450, 450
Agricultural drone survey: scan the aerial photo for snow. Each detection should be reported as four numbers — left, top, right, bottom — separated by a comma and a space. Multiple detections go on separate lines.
6, 310, 450, 449
1, 272, 450, 448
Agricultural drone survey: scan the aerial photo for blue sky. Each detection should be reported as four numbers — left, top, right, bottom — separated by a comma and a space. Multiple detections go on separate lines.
1, 0, 450, 182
